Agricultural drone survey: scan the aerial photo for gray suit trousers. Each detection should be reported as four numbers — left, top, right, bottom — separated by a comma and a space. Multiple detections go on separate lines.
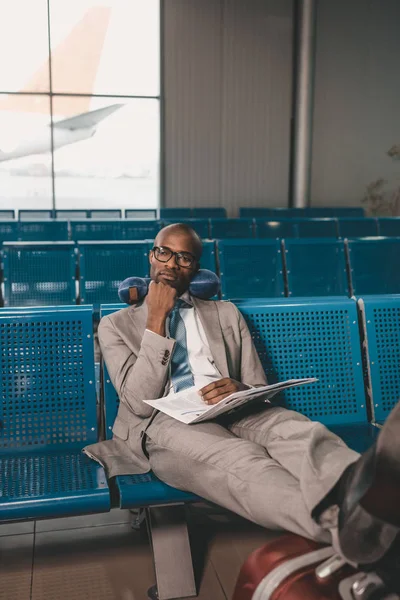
145, 405, 359, 542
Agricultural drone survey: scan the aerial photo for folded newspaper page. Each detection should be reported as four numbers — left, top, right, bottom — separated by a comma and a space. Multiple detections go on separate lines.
143, 378, 318, 425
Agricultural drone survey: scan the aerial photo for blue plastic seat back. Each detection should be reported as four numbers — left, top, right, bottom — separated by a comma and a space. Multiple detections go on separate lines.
71, 220, 123, 241
79, 242, 150, 305
122, 220, 161, 240
18, 221, 69, 241
285, 238, 349, 297
2, 242, 77, 306
337, 218, 379, 238
295, 218, 338, 238
239, 208, 285, 218
90, 210, 122, 219
291, 207, 364, 218
0, 210, 15, 220
0, 306, 98, 453
210, 218, 254, 238
255, 219, 297, 238
347, 237, 400, 295
378, 217, 400, 237
161, 218, 210, 239
236, 298, 367, 426
19, 210, 54, 220
199, 240, 217, 273
192, 208, 226, 218
240, 207, 365, 219
125, 209, 157, 219
217, 239, 284, 299
332, 207, 365, 217
55, 210, 89, 220
0, 221, 19, 243
359, 295, 400, 423
160, 208, 193, 219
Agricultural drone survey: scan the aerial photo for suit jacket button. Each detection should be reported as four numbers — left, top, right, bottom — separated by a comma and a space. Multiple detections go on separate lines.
161, 359, 167, 365
165, 350, 170, 357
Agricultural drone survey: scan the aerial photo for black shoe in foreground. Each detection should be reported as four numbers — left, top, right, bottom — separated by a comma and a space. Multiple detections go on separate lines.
338, 400, 400, 566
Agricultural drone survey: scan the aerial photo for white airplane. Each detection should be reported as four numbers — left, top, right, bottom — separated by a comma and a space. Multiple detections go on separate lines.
0, 6, 124, 164
0, 103, 123, 163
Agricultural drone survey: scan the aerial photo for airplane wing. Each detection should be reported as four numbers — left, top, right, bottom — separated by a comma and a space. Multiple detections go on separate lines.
52, 104, 124, 130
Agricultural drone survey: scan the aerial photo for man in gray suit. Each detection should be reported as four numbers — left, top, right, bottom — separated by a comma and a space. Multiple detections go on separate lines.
85, 223, 400, 582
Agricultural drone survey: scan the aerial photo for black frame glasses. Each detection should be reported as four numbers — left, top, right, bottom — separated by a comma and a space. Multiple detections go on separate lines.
151, 246, 197, 268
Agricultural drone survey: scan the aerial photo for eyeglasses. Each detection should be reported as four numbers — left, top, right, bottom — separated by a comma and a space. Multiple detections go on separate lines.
152, 246, 197, 268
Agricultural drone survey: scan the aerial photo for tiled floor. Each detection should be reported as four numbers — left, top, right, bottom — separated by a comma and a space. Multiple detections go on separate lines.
0, 506, 281, 600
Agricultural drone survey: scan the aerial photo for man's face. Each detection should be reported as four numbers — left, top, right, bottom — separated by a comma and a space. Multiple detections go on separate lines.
149, 231, 200, 296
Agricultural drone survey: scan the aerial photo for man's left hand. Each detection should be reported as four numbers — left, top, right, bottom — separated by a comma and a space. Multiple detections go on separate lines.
198, 378, 249, 405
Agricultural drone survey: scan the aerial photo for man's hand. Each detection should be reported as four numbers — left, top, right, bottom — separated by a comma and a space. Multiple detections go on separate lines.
146, 281, 177, 336
198, 378, 249, 405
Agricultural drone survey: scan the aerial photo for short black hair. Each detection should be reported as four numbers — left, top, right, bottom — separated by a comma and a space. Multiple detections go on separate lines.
155, 223, 203, 260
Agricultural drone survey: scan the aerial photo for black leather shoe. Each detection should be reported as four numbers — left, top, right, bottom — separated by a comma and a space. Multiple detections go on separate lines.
338, 400, 400, 565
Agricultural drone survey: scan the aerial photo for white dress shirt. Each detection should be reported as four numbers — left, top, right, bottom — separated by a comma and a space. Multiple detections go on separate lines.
146, 292, 222, 396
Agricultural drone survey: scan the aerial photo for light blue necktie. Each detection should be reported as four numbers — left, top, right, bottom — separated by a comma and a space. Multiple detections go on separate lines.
169, 299, 195, 392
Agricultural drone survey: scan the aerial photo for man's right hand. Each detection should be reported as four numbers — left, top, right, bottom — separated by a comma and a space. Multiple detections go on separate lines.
146, 281, 177, 336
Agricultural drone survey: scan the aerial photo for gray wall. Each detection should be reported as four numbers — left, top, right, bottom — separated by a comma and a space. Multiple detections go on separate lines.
163, 0, 400, 212
163, 0, 293, 214
311, 0, 400, 206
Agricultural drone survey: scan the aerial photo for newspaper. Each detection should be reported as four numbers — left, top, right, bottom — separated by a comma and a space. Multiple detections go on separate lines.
143, 378, 318, 425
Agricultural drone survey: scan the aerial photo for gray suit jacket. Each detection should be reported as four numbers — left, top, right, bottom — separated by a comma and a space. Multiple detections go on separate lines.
84, 297, 268, 477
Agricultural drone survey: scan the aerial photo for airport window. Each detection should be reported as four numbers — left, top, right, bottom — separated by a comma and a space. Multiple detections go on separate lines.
0, 0, 160, 214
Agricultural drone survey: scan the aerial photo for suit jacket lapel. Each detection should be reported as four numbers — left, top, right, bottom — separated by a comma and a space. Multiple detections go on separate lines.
192, 297, 229, 378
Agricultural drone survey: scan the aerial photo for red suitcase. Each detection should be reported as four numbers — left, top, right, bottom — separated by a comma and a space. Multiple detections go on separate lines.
232, 534, 390, 600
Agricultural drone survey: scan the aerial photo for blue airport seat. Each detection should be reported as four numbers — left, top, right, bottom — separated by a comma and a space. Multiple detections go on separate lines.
295, 218, 338, 238
0, 306, 110, 521
191, 207, 226, 218
347, 237, 400, 295
100, 304, 199, 508
2, 242, 77, 306
377, 217, 400, 237
70, 220, 123, 241
19, 210, 54, 220
358, 295, 400, 424
90, 210, 122, 219
160, 208, 193, 219
122, 220, 161, 240
78, 241, 150, 305
55, 210, 89, 219
284, 238, 349, 297
0, 210, 15, 220
235, 297, 377, 451
198, 240, 217, 273
210, 218, 254, 238
17, 220, 69, 241
337, 217, 379, 238
0, 221, 19, 242
161, 218, 210, 239
331, 207, 365, 217
217, 239, 284, 299
125, 209, 157, 219
240, 208, 287, 218
255, 218, 297, 239
290, 207, 364, 218
240, 207, 365, 219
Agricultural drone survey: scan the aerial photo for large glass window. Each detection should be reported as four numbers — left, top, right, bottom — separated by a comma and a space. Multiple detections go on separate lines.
0, 0, 160, 213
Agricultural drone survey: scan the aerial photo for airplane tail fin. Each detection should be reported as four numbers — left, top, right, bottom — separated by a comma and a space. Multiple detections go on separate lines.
0, 6, 110, 115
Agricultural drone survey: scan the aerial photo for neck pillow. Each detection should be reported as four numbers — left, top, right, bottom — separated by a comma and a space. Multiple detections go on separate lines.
118, 269, 220, 304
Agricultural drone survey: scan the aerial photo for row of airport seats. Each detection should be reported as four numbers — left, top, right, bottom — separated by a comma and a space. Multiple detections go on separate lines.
0, 296, 397, 597
1, 216, 400, 243
0, 206, 365, 221
1, 237, 399, 307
